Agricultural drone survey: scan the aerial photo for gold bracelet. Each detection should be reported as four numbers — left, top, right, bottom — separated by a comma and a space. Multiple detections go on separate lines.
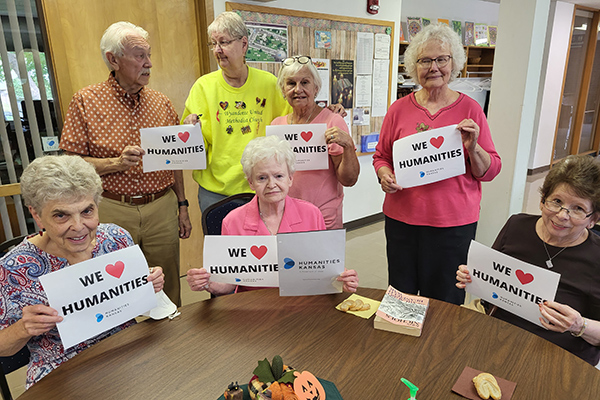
571, 318, 587, 337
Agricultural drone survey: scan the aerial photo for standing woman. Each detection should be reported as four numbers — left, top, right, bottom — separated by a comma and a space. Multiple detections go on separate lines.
373, 24, 501, 305
271, 56, 360, 229
182, 11, 291, 211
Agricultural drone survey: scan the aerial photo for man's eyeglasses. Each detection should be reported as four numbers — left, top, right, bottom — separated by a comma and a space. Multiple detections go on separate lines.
208, 38, 241, 50
282, 56, 312, 66
543, 199, 595, 220
416, 55, 452, 69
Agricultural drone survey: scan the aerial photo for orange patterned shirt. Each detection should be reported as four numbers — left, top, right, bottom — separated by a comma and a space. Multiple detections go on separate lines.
60, 74, 179, 195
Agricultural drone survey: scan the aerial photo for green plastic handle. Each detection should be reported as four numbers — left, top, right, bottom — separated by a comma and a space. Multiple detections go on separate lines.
401, 377, 419, 400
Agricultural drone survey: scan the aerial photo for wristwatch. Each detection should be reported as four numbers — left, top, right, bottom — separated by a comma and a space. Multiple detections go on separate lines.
178, 199, 189, 207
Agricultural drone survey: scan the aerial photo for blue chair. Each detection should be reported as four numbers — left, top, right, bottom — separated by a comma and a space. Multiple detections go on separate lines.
0, 345, 30, 400
201, 193, 255, 235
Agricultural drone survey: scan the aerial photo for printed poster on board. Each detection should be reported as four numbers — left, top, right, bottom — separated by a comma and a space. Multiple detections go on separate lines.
331, 59, 354, 109
266, 123, 328, 171
39, 245, 156, 349
141, 123, 206, 172
392, 124, 465, 188
466, 241, 560, 327
203, 236, 279, 287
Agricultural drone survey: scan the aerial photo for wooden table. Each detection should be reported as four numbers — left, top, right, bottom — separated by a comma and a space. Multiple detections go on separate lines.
19, 288, 600, 399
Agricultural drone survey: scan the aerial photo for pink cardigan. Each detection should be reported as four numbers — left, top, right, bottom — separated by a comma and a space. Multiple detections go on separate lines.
221, 195, 326, 235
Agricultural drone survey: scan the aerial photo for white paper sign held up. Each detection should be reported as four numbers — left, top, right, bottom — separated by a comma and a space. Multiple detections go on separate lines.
393, 124, 465, 188
39, 245, 157, 349
266, 123, 328, 171
466, 240, 561, 327
141, 123, 206, 172
203, 235, 279, 287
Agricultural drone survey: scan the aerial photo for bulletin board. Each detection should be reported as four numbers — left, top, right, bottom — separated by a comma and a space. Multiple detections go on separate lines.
226, 2, 395, 154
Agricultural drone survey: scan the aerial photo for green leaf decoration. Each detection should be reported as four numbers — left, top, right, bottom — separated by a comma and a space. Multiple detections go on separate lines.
278, 370, 296, 384
271, 355, 284, 380
253, 358, 275, 383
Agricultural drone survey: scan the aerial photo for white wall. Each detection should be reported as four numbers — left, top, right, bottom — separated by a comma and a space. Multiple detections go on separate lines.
400, 0, 500, 25
529, 1, 574, 170
213, 0, 400, 222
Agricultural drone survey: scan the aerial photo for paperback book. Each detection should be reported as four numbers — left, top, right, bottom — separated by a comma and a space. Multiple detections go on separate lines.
374, 285, 429, 337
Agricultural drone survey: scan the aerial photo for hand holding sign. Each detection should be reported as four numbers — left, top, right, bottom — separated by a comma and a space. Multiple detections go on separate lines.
119, 145, 145, 170
20, 304, 63, 337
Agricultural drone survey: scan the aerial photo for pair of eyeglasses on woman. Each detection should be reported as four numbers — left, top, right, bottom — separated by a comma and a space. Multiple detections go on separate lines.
208, 38, 241, 50
543, 199, 594, 220
416, 55, 452, 69
282, 56, 312, 66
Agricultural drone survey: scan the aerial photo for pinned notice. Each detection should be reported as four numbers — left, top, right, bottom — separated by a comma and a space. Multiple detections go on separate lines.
266, 123, 328, 171
466, 240, 560, 327
141, 123, 206, 172
39, 245, 156, 349
393, 124, 465, 188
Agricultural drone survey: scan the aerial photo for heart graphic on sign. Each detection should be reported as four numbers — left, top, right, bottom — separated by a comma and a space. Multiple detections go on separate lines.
515, 269, 534, 285
301, 131, 313, 142
105, 261, 125, 279
250, 245, 268, 260
178, 131, 190, 143
430, 136, 444, 149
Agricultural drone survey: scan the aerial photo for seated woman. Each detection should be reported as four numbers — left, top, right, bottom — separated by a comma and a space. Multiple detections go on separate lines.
271, 55, 360, 229
0, 155, 165, 388
187, 135, 358, 295
456, 155, 600, 365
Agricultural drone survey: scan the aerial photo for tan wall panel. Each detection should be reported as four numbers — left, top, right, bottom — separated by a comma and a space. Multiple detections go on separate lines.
41, 0, 209, 278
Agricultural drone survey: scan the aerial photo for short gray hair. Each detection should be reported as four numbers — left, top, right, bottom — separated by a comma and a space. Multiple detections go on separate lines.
241, 136, 296, 179
208, 11, 248, 40
21, 155, 103, 214
100, 21, 149, 71
404, 24, 466, 85
277, 59, 322, 98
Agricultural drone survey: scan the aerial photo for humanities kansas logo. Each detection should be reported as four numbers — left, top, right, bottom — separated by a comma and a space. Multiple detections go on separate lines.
283, 258, 295, 269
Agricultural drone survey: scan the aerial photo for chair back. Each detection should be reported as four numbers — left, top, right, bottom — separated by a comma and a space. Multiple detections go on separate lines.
0, 345, 30, 400
0, 183, 30, 249
201, 193, 255, 235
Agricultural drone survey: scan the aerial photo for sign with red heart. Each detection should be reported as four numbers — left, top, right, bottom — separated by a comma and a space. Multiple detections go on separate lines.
466, 240, 561, 328
392, 124, 465, 188
266, 123, 329, 171
38, 245, 156, 349
203, 236, 279, 287
140, 123, 206, 172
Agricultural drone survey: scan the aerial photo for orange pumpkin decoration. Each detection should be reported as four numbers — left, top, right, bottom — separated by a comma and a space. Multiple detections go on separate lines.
293, 371, 325, 400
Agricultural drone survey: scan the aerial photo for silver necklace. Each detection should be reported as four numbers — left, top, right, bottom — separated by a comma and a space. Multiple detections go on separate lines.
293, 103, 318, 124
542, 241, 568, 269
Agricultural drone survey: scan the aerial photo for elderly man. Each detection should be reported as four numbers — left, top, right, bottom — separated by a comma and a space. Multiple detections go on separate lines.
60, 21, 191, 306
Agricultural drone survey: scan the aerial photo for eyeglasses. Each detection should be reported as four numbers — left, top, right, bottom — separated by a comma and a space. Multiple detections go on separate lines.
208, 38, 241, 50
416, 55, 452, 69
543, 199, 594, 220
282, 56, 312, 66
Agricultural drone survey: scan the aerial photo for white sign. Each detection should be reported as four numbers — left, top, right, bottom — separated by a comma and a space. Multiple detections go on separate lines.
39, 245, 156, 349
392, 124, 465, 188
141, 123, 206, 172
277, 229, 346, 296
466, 241, 561, 327
203, 236, 279, 287
266, 123, 328, 171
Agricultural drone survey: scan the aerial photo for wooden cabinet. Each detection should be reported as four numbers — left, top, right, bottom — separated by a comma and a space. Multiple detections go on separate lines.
463, 46, 495, 78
